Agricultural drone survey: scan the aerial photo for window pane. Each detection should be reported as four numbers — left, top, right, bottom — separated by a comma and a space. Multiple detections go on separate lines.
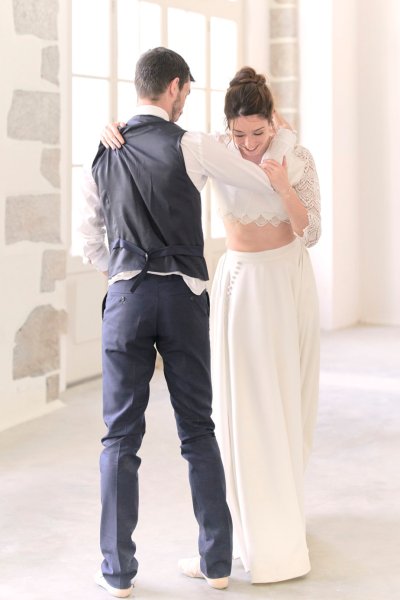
72, 0, 110, 77
210, 90, 227, 133
118, 81, 136, 122
178, 89, 206, 132
117, 0, 139, 80
72, 77, 109, 165
118, 0, 162, 80
210, 18, 237, 90
167, 8, 206, 88
139, 1, 162, 52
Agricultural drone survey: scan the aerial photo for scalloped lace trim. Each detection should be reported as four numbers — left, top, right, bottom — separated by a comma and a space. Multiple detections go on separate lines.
222, 212, 290, 227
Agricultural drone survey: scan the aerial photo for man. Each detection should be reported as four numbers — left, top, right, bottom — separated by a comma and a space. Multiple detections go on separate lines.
79, 47, 275, 598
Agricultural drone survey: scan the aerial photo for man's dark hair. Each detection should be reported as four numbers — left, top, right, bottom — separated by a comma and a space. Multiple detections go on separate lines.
135, 47, 195, 100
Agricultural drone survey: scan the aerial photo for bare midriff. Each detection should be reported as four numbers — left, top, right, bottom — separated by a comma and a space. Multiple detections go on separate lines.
224, 219, 295, 252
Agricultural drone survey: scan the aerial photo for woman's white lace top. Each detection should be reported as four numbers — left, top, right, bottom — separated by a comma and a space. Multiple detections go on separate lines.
210, 131, 321, 248
290, 146, 321, 247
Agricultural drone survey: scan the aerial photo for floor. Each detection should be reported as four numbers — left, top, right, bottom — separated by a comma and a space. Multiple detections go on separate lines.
0, 325, 399, 600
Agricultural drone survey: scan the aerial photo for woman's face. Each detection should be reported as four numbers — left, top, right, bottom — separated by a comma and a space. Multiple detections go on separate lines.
230, 114, 274, 163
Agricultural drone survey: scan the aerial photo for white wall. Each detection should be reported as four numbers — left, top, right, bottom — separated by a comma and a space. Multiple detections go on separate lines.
299, 0, 360, 330
0, 1, 67, 431
331, 0, 360, 327
358, 0, 400, 324
298, 0, 334, 328
299, 0, 400, 329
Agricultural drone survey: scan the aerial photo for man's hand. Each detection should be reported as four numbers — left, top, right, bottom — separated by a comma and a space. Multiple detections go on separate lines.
100, 122, 127, 150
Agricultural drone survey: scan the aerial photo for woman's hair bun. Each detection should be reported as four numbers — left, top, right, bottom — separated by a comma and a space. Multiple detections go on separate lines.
224, 65, 274, 123
229, 67, 266, 88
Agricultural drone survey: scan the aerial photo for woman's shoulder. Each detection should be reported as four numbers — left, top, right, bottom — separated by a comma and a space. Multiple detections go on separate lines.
287, 144, 317, 185
293, 144, 316, 163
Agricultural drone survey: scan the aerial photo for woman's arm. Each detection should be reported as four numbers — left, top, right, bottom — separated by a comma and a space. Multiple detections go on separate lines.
100, 122, 230, 149
291, 147, 321, 247
259, 156, 309, 236
260, 147, 321, 247
99, 122, 275, 195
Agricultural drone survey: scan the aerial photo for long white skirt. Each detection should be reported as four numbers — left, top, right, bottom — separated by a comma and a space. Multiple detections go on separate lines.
210, 238, 320, 583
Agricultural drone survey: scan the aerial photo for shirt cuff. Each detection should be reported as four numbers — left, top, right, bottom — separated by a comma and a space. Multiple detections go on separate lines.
92, 251, 110, 273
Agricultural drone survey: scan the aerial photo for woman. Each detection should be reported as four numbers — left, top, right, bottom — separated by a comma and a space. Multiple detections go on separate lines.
101, 67, 321, 584
209, 68, 320, 583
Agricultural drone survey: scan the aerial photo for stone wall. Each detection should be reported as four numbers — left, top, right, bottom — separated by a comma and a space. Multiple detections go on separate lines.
269, 0, 299, 131
0, 0, 67, 431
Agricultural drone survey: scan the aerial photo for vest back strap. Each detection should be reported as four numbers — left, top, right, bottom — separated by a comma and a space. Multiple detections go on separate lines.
112, 238, 204, 293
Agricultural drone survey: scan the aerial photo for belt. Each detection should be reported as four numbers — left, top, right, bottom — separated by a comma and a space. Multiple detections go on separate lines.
112, 238, 204, 293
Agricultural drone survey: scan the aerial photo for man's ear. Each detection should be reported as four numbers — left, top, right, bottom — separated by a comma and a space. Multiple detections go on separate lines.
168, 77, 180, 97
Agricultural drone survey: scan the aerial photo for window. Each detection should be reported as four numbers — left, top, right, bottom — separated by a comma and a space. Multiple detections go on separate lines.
70, 0, 243, 254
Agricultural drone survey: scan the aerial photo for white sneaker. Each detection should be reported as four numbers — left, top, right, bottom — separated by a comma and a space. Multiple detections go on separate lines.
94, 571, 133, 598
178, 556, 229, 590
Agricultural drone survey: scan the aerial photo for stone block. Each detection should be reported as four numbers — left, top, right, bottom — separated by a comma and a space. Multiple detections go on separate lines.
7, 90, 60, 144
270, 43, 298, 78
41, 148, 60, 187
13, 0, 58, 40
270, 80, 298, 110
270, 8, 297, 38
5, 194, 61, 244
41, 45, 59, 85
13, 305, 67, 379
46, 374, 59, 402
41, 250, 66, 292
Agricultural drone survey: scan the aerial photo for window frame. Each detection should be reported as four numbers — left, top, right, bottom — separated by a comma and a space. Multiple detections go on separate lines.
67, 0, 243, 272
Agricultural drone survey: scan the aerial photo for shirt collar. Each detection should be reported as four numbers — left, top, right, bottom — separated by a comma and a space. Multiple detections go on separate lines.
133, 105, 170, 122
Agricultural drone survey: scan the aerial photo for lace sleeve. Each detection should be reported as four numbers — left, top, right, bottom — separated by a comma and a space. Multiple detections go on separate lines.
292, 146, 321, 247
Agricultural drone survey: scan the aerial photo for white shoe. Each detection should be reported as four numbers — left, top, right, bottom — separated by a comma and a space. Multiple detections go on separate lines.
178, 556, 229, 590
94, 571, 133, 598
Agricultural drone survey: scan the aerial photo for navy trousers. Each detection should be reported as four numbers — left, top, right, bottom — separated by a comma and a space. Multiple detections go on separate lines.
100, 275, 233, 589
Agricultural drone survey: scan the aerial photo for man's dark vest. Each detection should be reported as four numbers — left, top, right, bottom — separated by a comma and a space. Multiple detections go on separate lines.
92, 115, 208, 284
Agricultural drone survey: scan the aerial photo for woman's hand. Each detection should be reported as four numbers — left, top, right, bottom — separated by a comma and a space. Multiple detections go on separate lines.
259, 156, 290, 196
100, 122, 127, 150
260, 156, 309, 234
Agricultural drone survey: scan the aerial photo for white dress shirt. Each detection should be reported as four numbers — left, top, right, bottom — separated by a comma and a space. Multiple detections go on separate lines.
77, 105, 276, 293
